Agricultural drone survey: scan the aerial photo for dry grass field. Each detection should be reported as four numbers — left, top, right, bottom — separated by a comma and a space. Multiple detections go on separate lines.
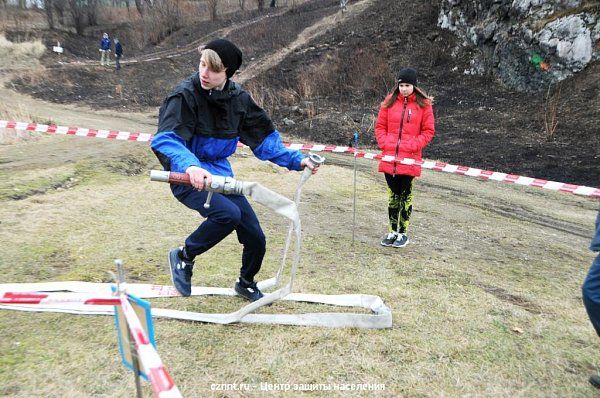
0, 130, 598, 397
0, 3, 599, 395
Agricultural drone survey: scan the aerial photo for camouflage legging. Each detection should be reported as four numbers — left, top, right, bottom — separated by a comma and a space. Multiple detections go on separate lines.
384, 174, 414, 234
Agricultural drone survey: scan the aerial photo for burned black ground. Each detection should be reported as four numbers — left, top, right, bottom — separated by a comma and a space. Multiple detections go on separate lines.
8, 0, 600, 187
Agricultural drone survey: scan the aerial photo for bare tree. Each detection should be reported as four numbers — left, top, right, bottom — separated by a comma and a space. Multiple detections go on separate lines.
42, 0, 67, 29
67, 0, 87, 35
238, 0, 245, 11
256, 0, 264, 10
134, 0, 144, 15
543, 82, 561, 141
207, 0, 218, 20
44, 0, 55, 29
137, 0, 183, 45
54, 0, 66, 25
87, 0, 99, 26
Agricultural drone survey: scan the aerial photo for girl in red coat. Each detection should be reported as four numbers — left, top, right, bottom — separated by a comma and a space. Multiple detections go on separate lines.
375, 67, 435, 248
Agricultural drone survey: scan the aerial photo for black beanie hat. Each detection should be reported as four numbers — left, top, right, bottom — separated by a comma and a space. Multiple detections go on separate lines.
203, 39, 243, 78
397, 67, 417, 86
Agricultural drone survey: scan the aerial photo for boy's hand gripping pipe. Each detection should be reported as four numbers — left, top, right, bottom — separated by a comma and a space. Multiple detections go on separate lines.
1, 153, 392, 329
150, 153, 326, 209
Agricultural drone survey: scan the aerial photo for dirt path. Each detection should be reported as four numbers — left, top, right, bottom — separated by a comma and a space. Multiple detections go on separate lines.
39, 0, 369, 76
43, 10, 291, 71
236, 0, 375, 83
0, 73, 157, 132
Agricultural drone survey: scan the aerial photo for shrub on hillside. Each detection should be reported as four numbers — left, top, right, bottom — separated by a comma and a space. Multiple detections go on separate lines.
0, 34, 45, 69
297, 47, 394, 100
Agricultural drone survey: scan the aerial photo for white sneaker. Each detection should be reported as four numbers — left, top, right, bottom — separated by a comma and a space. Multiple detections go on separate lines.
392, 233, 409, 248
380, 232, 398, 246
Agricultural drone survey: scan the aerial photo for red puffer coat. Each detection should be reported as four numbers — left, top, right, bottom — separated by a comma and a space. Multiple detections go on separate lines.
375, 93, 435, 177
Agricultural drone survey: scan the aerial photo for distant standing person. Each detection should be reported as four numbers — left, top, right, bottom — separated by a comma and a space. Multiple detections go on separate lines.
99, 33, 111, 66
150, 39, 317, 301
582, 209, 600, 389
375, 67, 435, 248
340, 0, 348, 12
114, 38, 123, 70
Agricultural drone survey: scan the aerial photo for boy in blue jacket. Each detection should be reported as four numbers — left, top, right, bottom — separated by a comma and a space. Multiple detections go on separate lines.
99, 33, 111, 66
151, 39, 316, 301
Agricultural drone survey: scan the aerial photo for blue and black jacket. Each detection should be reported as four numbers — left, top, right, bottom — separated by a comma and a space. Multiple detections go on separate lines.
100, 37, 111, 51
151, 72, 304, 177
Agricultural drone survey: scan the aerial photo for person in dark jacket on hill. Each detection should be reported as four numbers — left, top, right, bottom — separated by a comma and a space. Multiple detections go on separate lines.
114, 38, 123, 70
151, 39, 317, 301
99, 33, 111, 66
375, 67, 435, 248
582, 209, 600, 388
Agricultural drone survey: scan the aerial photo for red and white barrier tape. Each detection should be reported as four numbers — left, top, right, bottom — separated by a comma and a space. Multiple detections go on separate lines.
0, 120, 153, 142
0, 290, 182, 398
118, 293, 182, 398
0, 291, 119, 305
2, 120, 598, 198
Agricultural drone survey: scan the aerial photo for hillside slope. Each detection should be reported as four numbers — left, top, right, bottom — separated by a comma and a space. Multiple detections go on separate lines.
9, 0, 598, 188
254, 0, 600, 188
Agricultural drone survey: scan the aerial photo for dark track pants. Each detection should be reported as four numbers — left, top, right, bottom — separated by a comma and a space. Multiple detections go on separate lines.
171, 185, 266, 283
583, 253, 600, 336
384, 173, 414, 234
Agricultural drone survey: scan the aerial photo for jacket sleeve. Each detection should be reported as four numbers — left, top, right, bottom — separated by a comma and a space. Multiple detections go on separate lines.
592, 211, 600, 252
402, 104, 435, 152
151, 95, 201, 172
252, 130, 304, 171
374, 104, 388, 150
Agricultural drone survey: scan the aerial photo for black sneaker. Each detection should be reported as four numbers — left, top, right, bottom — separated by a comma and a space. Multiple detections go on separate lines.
392, 233, 409, 248
168, 247, 194, 297
380, 232, 398, 247
590, 375, 600, 389
234, 280, 264, 302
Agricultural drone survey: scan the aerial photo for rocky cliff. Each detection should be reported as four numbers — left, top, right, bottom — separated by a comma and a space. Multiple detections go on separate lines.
438, 0, 599, 91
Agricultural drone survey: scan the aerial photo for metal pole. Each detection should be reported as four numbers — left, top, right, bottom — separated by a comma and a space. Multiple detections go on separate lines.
352, 131, 359, 245
127, 325, 144, 398
115, 259, 143, 398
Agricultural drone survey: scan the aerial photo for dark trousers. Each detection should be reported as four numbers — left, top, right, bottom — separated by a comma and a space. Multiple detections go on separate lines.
583, 253, 600, 336
384, 173, 414, 233
171, 185, 266, 283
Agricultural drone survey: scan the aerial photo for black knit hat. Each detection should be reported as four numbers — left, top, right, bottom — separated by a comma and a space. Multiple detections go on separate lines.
203, 39, 243, 78
397, 67, 417, 86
